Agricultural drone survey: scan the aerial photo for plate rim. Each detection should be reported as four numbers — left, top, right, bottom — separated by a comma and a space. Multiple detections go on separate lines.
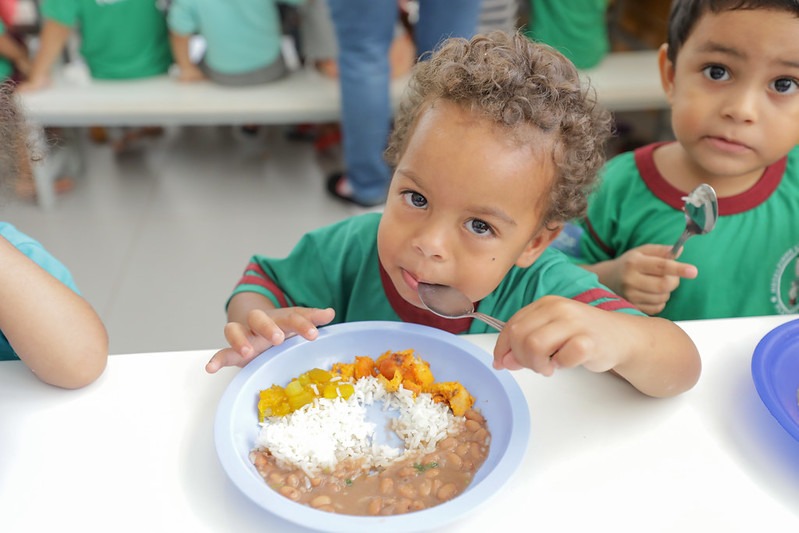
213, 320, 531, 532
751, 317, 799, 441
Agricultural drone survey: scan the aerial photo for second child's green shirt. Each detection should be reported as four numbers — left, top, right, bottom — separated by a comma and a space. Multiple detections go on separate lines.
579, 142, 799, 320
42, 0, 172, 79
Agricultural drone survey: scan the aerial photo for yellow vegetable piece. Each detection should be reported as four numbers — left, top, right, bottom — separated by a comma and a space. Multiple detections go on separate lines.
287, 388, 315, 410
284, 379, 304, 397
308, 368, 332, 383
337, 383, 355, 399
256, 350, 475, 418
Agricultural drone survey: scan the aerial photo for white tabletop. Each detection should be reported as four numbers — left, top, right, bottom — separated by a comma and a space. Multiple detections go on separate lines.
2, 315, 798, 532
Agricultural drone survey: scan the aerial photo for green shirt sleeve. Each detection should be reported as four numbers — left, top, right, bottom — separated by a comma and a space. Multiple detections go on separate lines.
41, 0, 80, 26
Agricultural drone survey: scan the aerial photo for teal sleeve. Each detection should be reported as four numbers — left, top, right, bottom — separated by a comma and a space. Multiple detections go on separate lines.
1, 224, 80, 293
166, 0, 198, 35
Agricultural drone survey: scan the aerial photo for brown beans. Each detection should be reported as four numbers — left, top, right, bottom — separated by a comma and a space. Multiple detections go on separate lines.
424, 468, 440, 479
279, 486, 301, 500
367, 497, 382, 516
464, 409, 484, 423
380, 477, 394, 495
397, 466, 416, 478
436, 483, 457, 501
311, 495, 332, 508
439, 437, 458, 450
465, 419, 482, 432
418, 479, 432, 497
397, 483, 417, 499
446, 452, 463, 470
254, 407, 492, 516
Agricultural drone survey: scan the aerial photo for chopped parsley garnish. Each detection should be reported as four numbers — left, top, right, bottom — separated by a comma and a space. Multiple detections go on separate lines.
413, 461, 439, 473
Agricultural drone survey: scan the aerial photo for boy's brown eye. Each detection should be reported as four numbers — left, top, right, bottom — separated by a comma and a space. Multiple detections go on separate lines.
410, 192, 427, 207
703, 65, 729, 81
773, 78, 798, 94
468, 219, 491, 235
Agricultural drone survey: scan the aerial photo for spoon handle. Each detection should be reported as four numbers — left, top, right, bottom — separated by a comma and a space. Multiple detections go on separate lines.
472, 312, 506, 332
669, 229, 692, 258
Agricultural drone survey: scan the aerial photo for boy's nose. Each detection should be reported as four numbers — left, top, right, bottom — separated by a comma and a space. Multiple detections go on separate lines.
720, 85, 759, 123
412, 226, 448, 261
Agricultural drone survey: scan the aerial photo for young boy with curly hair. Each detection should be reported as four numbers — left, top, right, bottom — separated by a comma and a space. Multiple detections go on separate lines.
576, 0, 799, 320
207, 32, 701, 398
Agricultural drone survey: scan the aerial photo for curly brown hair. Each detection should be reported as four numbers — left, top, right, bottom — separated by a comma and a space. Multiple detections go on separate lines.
385, 31, 611, 226
0, 82, 37, 199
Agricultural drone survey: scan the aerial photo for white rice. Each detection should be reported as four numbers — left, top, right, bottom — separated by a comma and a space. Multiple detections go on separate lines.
254, 376, 462, 476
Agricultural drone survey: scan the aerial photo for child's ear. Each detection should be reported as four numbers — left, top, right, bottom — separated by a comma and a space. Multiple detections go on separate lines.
515, 225, 563, 268
658, 43, 676, 104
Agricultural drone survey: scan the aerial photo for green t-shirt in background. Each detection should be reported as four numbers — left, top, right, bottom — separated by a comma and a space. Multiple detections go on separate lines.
525, 0, 610, 70
0, 20, 13, 80
42, 0, 172, 79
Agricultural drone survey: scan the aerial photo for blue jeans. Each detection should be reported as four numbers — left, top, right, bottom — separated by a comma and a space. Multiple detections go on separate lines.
327, 0, 481, 204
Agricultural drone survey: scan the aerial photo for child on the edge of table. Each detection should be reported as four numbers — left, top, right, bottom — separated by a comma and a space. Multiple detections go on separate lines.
573, 0, 799, 320
206, 31, 701, 398
0, 82, 108, 388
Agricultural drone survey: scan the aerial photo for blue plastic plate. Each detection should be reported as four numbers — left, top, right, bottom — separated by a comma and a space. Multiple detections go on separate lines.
751, 318, 799, 441
214, 321, 531, 532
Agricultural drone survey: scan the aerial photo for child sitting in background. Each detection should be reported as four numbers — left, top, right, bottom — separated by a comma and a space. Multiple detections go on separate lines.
207, 31, 701, 398
575, 0, 799, 320
0, 6, 29, 82
0, 83, 107, 388
18, 0, 173, 153
167, 0, 302, 86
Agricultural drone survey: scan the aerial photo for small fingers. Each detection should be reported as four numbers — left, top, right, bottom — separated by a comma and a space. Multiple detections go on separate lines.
206, 347, 251, 374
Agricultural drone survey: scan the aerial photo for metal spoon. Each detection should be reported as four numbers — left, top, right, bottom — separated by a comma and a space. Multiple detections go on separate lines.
670, 183, 718, 257
418, 283, 505, 331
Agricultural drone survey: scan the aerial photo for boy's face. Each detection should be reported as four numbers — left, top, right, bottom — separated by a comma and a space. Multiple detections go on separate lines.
660, 8, 799, 184
377, 100, 560, 309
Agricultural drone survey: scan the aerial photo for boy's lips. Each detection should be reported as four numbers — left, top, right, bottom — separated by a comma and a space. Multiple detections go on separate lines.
704, 135, 752, 153
401, 268, 421, 292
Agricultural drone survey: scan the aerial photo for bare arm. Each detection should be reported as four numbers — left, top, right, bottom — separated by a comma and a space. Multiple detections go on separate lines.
16, 19, 72, 92
168, 32, 205, 82
493, 296, 701, 398
0, 236, 108, 388
0, 32, 30, 77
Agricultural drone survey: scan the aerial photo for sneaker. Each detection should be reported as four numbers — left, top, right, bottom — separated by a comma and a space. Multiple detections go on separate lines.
325, 172, 385, 208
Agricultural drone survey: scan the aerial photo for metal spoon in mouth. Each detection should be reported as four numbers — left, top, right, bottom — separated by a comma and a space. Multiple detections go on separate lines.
417, 282, 505, 331
670, 183, 719, 257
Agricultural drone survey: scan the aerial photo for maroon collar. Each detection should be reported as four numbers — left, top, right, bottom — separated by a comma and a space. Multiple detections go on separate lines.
635, 141, 786, 215
378, 262, 472, 334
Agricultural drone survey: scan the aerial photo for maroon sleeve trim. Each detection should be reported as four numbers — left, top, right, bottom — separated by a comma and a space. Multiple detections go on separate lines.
236, 262, 289, 308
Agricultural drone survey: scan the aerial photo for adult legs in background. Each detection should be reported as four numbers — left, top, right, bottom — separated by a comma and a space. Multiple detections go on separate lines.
327, 0, 396, 206
326, 0, 480, 207
414, 0, 481, 61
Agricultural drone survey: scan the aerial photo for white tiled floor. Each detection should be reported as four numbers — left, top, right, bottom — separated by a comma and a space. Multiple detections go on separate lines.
3, 125, 355, 355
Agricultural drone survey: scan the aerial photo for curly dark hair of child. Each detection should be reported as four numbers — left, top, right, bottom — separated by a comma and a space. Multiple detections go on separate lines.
385, 31, 612, 228
0, 82, 37, 197
666, 0, 799, 64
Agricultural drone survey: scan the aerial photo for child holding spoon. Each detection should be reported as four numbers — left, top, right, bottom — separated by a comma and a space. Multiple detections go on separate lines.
209, 31, 700, 398
575, 0, 799, 320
